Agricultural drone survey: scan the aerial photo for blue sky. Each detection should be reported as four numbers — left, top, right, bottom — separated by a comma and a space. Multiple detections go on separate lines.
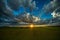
13, 0, 52, 19
1, 0, 60, 25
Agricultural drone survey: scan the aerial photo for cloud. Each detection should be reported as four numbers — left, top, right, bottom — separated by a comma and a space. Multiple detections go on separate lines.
17, 12, 40, 23
29, 1, 37, 11
32, 16, 40, 22
49, 7, 60, 25
0, 0, 21, 23
51, 11, 60, 18
5, 0, 37, 11
3, 0, 37, 17
2, 0, 60, 24
51, 7, 60, 18
40, 0, 60, 25
6, 0, 22, 10
19, 22, 29, 24
42, 0, 60, 13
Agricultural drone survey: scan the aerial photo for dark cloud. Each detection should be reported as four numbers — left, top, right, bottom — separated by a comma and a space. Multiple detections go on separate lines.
0, 0, 38, 25
17, 12, 40, 23
51, 7, 60, 18
1, 0, 60, 25
6, 0, 37, 11
7, 0, 22, 10
0, 0, 20, 24
40, 0, 60, 25
42, 0, 60, 13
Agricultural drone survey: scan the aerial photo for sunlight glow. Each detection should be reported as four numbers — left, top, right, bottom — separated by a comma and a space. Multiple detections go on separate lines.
30, 24, 34, 28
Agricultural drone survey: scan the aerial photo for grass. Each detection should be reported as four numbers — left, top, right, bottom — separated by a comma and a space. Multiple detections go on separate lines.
0, 26, 60, 40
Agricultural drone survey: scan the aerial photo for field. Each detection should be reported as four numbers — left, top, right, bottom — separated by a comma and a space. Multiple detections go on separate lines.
0, 25, 60, 40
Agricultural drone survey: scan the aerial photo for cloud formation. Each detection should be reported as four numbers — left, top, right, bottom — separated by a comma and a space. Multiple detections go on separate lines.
0, 0, 36, 23
6, 0, 37, 11
1, 0, 60, 25
17, 12, 40, 23
51, 7, 60, 18
42, 0, 60, 13
40, 0, 60, 25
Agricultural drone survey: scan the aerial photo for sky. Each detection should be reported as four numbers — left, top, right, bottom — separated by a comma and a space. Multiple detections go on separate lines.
33, 0, 52, 19
12, 0, 52, 19
0, 0, 60, 25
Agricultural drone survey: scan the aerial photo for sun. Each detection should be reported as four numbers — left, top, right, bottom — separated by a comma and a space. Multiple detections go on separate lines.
30, 24, 34, 28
